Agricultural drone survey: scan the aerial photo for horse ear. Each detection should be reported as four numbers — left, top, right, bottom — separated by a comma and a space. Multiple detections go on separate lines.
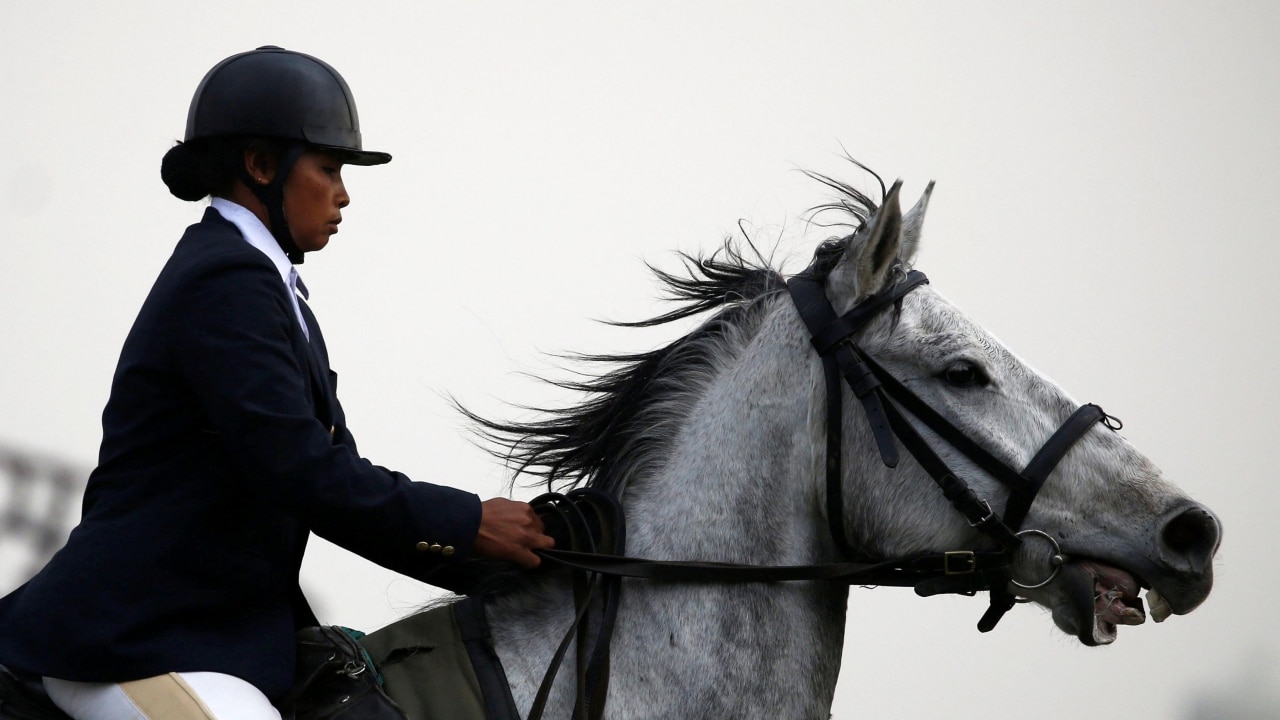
828, 180, 903, 310
900, 181, 934, 265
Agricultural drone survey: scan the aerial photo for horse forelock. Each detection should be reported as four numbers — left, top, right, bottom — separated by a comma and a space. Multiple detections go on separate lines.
797, 160, 886, 283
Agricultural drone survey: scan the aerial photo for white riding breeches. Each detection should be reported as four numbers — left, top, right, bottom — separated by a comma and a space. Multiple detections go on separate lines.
42, 672, 282, 720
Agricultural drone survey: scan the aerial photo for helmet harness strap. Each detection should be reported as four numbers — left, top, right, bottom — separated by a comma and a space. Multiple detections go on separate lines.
239, 141, 308, 265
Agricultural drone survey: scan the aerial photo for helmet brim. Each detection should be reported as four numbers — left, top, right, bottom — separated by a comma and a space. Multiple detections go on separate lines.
331, 147, 392, 166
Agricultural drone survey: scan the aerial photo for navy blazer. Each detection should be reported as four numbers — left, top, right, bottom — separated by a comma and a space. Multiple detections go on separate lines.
0, 209, 482, 702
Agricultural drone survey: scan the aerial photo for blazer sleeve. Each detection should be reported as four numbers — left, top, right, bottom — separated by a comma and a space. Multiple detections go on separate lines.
165, 251, 482, 579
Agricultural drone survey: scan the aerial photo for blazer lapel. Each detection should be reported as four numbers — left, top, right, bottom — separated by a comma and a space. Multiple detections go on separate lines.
294, 299, 337, 430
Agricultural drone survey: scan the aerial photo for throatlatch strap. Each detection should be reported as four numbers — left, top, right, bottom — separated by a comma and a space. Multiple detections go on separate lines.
818, 353, 857, 559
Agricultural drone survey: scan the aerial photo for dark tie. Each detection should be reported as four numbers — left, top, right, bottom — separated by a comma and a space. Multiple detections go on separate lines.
292, 270, 310, 300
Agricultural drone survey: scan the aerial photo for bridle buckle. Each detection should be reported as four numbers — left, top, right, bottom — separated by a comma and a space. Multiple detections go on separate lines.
944, 550, 977, 575
966, 499, 995, 528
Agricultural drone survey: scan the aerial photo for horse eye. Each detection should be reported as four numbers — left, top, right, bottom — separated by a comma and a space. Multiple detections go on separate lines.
942, 360, 988, 388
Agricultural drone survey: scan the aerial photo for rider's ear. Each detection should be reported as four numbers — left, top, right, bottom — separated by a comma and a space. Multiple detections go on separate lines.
242, 142, 279, 186
827, 180, 903, 313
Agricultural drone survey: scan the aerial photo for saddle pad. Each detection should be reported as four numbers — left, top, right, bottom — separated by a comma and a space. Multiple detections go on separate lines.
359, 599, 518, 720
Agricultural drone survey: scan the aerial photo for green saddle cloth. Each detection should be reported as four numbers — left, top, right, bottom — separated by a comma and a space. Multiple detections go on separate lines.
359, 599, 518, 720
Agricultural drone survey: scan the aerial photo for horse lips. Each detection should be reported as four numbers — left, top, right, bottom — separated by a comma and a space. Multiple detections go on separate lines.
1078, 560, 1147, 643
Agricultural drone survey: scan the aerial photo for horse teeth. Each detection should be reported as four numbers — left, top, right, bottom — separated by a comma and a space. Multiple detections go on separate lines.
1116, 605, 1146, 625
1095, 586, 1145, 626
1147, 588, 1172, 623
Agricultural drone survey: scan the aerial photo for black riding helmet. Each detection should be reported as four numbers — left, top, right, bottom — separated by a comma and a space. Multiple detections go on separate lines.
185, 46, 390, 262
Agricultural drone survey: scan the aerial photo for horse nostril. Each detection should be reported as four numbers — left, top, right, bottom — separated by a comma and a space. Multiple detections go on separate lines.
1161, 505, 1221, 571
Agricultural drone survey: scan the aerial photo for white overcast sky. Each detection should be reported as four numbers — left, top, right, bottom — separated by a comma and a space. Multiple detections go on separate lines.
2, 2, 1278, 718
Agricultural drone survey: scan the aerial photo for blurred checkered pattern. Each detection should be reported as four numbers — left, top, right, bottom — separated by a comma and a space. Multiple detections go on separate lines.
0, 444, 86, 594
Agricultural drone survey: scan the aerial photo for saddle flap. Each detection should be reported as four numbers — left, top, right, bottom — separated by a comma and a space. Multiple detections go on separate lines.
360, 601, 517, 720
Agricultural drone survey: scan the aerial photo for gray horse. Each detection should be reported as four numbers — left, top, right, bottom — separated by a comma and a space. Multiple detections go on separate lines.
429, 173, 1220, 719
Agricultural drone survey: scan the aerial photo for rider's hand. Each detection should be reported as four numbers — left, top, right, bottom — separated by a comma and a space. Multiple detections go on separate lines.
472, 497, 555, 568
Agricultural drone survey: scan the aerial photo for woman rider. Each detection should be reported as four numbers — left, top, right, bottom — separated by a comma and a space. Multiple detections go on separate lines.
0, 46, 553, 719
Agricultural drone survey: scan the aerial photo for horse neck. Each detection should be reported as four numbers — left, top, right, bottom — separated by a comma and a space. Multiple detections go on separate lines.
620, 301, 833, 564
488, 297, 851, 719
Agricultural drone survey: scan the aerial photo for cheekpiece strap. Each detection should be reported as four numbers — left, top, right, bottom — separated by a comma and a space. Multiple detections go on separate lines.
788, 275, 916, 555
788, 273, 930, 470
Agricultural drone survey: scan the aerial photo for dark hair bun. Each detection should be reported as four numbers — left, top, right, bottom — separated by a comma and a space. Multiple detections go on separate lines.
160, 141, 211, 201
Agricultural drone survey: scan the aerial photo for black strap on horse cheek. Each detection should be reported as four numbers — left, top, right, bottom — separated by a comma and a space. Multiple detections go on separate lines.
791, 277, 902, 560
820, 350, 898, 562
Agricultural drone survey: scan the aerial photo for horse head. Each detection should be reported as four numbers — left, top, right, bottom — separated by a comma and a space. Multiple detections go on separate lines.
820, 181, 1221, 645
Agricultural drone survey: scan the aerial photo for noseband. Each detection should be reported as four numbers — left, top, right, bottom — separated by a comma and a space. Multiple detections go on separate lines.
787, 269, 1120, 629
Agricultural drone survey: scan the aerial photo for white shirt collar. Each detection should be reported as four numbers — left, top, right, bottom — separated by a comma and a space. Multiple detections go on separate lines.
210, 197, 310, 339
210, 197, 296, 289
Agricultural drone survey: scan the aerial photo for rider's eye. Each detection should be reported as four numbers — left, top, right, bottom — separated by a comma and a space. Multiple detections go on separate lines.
941, 360, 988, 388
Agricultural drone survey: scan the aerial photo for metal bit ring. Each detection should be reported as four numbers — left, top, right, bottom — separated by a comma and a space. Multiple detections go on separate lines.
1011, 529, 1066, 590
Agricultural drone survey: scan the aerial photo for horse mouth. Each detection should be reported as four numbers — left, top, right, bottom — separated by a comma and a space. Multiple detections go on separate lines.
1053, 560, 1149, 646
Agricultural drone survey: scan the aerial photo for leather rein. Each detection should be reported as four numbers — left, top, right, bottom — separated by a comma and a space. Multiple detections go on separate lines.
520, 268, 1119, 720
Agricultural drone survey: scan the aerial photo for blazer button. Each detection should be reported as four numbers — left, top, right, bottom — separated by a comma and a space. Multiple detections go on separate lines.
429, 544, 443, 553
441, 546, 456, 557
415, 541, 431, 552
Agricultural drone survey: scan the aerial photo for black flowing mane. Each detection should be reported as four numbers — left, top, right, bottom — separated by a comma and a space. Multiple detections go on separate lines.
462, 166, 884, 497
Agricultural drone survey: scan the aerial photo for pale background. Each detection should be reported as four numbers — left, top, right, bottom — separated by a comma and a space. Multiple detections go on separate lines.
2, 2, 1277, 718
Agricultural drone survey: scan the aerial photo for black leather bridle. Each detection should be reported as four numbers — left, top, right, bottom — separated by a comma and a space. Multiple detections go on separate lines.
521, 267, 1121, 720
787, 268, 1120, 629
